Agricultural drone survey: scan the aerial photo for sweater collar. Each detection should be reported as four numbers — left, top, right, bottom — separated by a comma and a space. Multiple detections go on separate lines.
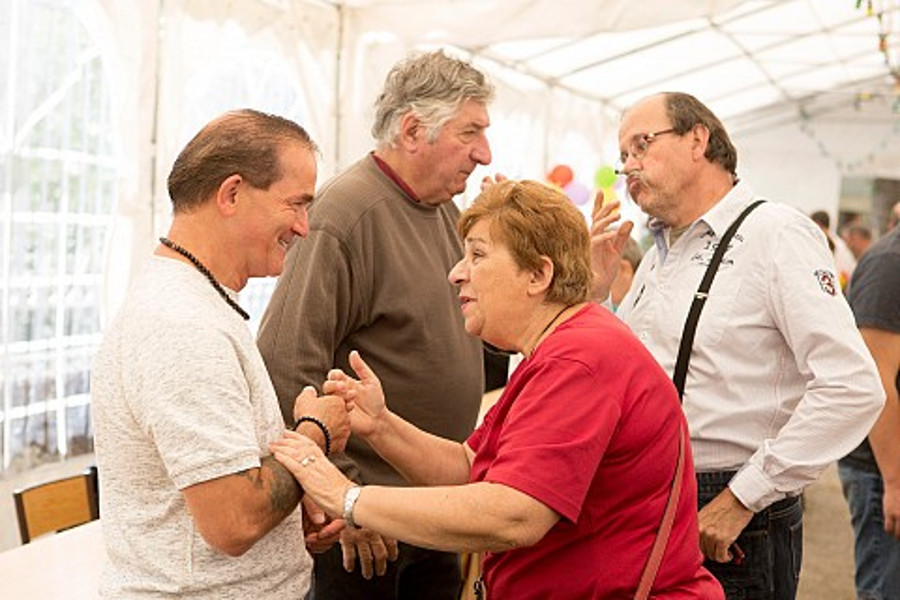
371, 152, 420, 203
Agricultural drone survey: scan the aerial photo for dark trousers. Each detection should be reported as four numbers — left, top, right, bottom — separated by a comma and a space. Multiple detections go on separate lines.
838, 459, 900, 600
307, 541, 462, 600
697, 471, 803, 600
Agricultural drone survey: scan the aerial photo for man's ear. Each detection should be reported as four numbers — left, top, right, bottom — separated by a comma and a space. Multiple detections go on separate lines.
527, 256, 554, 296
397, 112, 423, 152
215, 174, 242, 215
691, 124, 710, 162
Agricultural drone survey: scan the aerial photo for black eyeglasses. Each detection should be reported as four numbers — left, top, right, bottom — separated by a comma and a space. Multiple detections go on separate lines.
616, 128, 677, 172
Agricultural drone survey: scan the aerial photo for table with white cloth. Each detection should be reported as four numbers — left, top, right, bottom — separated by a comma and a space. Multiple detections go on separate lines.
0, 519, 105, 599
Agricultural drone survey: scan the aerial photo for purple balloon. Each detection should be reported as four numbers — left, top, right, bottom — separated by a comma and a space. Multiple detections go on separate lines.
563, 181, 590, 206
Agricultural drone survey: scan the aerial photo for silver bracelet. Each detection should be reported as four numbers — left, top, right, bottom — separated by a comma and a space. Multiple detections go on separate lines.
343, 485, 363, 529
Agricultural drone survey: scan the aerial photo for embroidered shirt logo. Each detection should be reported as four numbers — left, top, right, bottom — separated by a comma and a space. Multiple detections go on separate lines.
690, 231, 746, 267
814, 269, 837, 296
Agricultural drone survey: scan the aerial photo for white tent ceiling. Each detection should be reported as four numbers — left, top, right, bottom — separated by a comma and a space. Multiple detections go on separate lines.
342, 0, 900, 134
68, 0, 900, 316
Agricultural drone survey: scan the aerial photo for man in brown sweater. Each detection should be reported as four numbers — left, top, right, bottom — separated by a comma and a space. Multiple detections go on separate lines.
257, 50, 493, 600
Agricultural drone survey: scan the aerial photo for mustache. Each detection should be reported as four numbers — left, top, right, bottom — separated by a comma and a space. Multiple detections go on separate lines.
625, 170, 646, 187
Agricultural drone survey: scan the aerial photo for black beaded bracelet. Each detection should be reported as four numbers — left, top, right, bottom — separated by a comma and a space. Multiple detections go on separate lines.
293, 415, 332, 456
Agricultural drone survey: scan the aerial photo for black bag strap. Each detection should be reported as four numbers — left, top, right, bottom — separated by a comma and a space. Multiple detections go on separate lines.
672, 200, 766, 399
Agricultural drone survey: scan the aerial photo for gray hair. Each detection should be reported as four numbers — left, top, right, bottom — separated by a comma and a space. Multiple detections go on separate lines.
371, 50, 494, 146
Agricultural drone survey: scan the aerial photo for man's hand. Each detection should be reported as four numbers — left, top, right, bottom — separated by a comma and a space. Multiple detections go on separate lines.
590, 192, 633, 302
339, 527, 399, 579
324, 351, 388, 439
480, 173, 508, 191
698, 487, 754, 562
884, 479, 900, 539
301, 495, 344, 554
291, 386, 351, 454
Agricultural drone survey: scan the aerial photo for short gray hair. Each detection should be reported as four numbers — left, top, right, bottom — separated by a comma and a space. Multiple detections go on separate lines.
371, 50, 494, 146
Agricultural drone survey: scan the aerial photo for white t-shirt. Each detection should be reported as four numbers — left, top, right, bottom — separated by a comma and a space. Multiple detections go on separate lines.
92, 256, 311, 598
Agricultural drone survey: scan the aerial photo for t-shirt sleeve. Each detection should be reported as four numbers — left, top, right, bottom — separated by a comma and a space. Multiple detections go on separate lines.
477, 357, 620, 522
849, 251, 900, 333
130, 319, 262, 489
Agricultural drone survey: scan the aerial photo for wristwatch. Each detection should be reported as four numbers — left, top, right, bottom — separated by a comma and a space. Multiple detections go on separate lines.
343, 485, 363, 529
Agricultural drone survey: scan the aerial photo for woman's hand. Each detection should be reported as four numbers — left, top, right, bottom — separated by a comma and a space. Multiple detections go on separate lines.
323, 351, 388, 439
271, 431, 353, 518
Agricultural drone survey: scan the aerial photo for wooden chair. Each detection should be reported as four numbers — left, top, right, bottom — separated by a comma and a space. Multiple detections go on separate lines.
13, 466, 100, 544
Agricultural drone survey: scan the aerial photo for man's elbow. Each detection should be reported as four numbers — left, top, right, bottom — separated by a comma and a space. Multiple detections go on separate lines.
197, 515, 269, 557
213, 537, 256, 557
869, 380, 887, 414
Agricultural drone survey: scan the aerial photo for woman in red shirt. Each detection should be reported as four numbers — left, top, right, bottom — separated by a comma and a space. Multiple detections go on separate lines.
273, 180, 722, 599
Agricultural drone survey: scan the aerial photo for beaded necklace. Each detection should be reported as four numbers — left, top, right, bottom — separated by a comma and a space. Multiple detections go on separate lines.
159, 237, 250, 320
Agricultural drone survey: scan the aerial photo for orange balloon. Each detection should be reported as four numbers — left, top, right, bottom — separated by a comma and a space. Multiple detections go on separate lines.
546, 164, 574, 188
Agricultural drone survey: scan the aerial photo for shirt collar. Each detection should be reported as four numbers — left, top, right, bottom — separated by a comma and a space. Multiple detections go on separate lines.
648, 180, 757, 238
696, 180, 757, 238
371, 152, 421, 203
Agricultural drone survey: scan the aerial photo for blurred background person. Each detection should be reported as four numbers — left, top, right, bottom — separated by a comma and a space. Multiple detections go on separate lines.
842, 223, 873, 261
888, 200, 900, 231
609, 235, 644, 313
810, 209, 856, 290
838, 223, 900, 600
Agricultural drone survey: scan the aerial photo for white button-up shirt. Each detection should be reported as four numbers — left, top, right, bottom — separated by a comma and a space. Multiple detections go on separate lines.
618, 180, 884, 512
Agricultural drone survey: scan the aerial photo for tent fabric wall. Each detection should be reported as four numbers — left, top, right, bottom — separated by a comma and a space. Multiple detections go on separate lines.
74, 0, 158, 324
86, 0, 899, 321
93, 0, 642, 318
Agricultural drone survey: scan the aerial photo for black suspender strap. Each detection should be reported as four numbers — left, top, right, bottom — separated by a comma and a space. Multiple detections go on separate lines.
672, 199, 766, 399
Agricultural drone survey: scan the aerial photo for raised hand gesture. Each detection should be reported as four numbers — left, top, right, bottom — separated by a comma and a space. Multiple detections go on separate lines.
590, 191, 634, 302
323, 350, 387, 439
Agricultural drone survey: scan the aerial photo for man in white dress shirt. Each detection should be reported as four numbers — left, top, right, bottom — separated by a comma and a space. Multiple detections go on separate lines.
590, 91, 884, 600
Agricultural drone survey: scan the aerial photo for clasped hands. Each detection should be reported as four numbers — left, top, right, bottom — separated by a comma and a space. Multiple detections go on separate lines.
275, 351, 398, 577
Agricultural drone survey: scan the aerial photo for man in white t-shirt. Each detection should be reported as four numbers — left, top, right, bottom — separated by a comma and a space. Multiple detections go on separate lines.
91, 110, 351, 598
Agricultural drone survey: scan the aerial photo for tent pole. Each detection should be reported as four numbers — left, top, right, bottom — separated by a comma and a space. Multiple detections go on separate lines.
149, 0, 165, 233
333, 3, 344, 173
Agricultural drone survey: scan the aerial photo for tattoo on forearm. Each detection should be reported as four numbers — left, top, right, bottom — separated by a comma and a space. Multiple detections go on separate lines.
261, 455, 303, 515
238, 466, 265, 490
